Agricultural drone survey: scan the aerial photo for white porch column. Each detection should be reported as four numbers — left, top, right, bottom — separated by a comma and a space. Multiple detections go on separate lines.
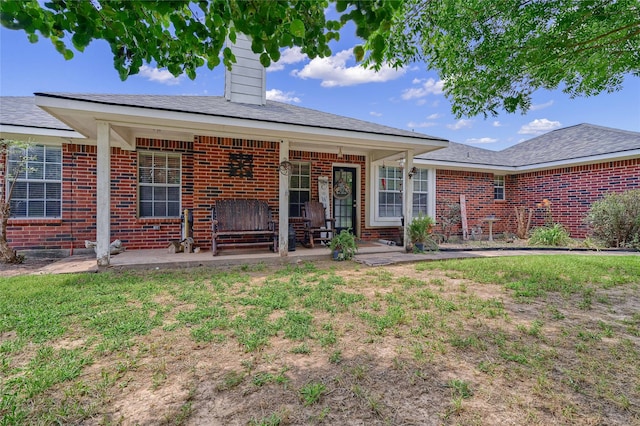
403, 149, 414, 250
96, 121, 111, 266
278, 140, 290, 256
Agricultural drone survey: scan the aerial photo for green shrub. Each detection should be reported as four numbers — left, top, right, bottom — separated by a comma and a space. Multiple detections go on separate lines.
585, 189, 640, 249
528, 223, 570, 246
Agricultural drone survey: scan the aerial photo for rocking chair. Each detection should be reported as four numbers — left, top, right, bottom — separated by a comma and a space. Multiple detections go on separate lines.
302, 201, 336, 248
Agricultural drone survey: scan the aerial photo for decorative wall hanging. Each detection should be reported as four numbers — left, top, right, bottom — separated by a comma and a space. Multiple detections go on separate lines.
279, 160, 293, 175
228, 153, 254, 178
333, 177, 351, 199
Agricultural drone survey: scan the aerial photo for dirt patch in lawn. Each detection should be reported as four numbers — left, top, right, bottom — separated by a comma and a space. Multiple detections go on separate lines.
8, 259, 640, 425
0, 256, 58, 277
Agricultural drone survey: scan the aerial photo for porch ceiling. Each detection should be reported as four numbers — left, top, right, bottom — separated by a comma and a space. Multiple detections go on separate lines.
35, 94, 448, 160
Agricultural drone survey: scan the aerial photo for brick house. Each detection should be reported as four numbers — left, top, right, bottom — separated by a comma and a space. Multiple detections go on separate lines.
1, 38, 638, 264
417, 124, 640, 239
0, 37, 452, 265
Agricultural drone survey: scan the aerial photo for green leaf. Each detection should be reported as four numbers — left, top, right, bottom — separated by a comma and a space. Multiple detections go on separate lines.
27, 33, 38, 43
259, 52, 271, 68
207, 55, 220, 70
353, 45, 365, 62
289, 19, 305, 38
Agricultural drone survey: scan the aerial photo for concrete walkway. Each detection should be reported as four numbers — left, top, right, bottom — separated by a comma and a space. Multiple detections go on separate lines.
34, 244, 639, 275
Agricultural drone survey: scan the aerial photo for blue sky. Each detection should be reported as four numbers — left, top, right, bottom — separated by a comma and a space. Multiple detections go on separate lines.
1, 23, 639, 151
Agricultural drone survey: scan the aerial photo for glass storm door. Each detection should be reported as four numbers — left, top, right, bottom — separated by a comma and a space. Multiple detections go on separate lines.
333, 167, 357, 234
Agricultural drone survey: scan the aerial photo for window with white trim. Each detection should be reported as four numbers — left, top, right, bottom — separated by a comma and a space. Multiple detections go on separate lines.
8, 145, 62, 218
412, 167, 429, 216
378, 165, 403, 218
494, 175, 505, 200
289, 162, 311, 217
138, 152, 181, 217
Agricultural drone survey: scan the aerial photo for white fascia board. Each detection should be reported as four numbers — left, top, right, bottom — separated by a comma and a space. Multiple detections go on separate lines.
512, 150, 640, 172
414, 158, 514, 174
0, 124, 85, 140
35, 95, 448, 152
416, 149, 640, 174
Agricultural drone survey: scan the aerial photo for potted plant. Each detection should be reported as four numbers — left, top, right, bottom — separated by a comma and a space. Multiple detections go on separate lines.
328, 229, 358, 260
408, 213, 436, 252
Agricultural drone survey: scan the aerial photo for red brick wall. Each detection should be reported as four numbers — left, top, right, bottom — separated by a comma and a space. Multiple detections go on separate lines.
10, 137, 633, 252
435, 158, 640, 239
435, 170, 511, 237
509, 159, 640, 238
5, 137, 402, 252
5, 144, 100, 252
191, 136, 280, 248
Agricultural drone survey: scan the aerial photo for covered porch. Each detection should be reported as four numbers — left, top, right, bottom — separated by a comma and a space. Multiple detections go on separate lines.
34, 93, 448, 267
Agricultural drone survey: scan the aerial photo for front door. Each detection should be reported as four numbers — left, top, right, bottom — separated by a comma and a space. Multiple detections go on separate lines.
332, 166, 357, 234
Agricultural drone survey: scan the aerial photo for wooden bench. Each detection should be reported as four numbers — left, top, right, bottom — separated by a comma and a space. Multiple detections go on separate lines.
211, 199, 277, 256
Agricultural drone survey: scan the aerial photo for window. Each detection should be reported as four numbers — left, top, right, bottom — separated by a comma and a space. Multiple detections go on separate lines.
289, 162, 311, 217
138, 152, 181, 217
378, 165, 403, 218
412, 167, 429, 216
8, 145, 62, 218
494, 175, 505, 200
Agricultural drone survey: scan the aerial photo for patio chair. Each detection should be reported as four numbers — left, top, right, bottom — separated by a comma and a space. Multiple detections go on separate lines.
302, 201, 336, 248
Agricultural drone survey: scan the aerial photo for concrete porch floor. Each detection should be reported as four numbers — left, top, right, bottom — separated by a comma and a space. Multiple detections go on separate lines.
37, 241, 406, 274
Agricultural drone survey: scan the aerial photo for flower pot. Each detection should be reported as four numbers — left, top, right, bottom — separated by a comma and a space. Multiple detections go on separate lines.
414, 242, 425, 252
332, 249, 342, 260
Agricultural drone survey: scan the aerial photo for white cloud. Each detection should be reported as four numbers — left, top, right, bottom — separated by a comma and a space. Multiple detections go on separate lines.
530, 100, 554, 111
427, 113, 442, 120
267, 47, 308, 72
291, 49, 406, 87
447, 119, 473, 130
407, 121, 437, 129
266, 89, 301, 103
370, 111, 383, 117
518, 118, 562, 135
138, 65, 183, 85
416, 99, 427, 106
492, 120, 502, 127
401, 78, 444, 100
466, 137, 498, 144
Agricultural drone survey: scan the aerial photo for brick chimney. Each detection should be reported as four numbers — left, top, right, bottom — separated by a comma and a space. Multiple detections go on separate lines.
224, 33, 266, 105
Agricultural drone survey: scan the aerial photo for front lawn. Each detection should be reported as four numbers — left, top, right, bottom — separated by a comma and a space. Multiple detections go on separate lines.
1, 255, 638, 425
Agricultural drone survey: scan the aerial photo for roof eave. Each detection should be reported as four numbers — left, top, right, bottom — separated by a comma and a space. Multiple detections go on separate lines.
0, 124, 85, 142
416, 149, 640, 174
34, 94, 449, 155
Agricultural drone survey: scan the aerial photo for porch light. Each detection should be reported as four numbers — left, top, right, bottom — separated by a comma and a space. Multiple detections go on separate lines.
408, 166, 418, 179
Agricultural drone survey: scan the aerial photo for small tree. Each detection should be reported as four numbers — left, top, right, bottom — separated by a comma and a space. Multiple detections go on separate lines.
0, 139, 33, 263
513, 206, 533, 239
438, 201, 461, 242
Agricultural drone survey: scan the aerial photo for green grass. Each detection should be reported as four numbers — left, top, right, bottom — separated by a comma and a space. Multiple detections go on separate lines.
0, 255, 638, 424
299, 381, 326, 406
415, 255, 640, 300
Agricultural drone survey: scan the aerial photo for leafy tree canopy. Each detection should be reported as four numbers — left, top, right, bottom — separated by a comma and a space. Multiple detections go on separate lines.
1, 0, 638, 117
363, 0, 640, 117
0, 0, 396, 79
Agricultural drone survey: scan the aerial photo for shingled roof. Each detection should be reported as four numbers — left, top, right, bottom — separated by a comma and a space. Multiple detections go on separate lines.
33, 93, 447, 142
0, 96, 73, 131
418, 123, 640, 167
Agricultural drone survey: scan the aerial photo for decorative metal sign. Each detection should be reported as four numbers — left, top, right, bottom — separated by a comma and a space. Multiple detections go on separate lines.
228, 153, 254, 178
333, 177, 351, 199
